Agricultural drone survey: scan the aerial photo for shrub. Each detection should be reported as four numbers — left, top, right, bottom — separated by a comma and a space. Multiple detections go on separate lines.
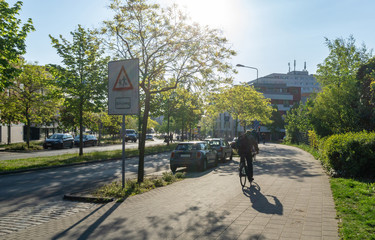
320, 131, 375, 177
162, 172, 175, 183
308, 130, 319, 149
5, 142, 43, 151
174, 172, 186, 179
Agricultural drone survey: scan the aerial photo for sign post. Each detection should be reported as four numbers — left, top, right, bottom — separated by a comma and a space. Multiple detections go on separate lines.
108, 59, 139, 189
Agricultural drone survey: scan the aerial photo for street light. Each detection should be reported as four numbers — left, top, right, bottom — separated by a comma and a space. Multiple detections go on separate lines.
236, 64, 259, 84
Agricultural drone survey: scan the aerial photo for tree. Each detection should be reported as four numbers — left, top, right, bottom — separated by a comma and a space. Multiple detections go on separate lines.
212, 84, 274, 134
0, 0, 34, 91
284, 100, 313, 143
265, 105, 285, 140
0, 86, 22, 144
102, 0, 236, 182
356, 56, 375, 131
8, 62, 62, 147
50, 25, 109, 156
311, 36, 373, 137
316, 35, 372, 88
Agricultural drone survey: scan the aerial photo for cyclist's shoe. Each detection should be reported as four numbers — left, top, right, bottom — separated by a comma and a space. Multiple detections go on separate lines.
249, 177, 254, 182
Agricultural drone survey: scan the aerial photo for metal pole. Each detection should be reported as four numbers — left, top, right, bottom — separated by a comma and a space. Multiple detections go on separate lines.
122, 114, 126, 189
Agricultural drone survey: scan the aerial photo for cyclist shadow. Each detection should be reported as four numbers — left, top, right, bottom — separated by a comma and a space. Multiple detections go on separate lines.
242, 183, 283, 215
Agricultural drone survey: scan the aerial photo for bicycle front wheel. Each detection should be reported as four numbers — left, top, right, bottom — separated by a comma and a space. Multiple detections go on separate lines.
239, 162, 247, 188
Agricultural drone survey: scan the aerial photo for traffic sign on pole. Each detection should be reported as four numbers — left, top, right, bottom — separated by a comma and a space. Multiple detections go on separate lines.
108, 59, 139, 115
108, 59, 139, 189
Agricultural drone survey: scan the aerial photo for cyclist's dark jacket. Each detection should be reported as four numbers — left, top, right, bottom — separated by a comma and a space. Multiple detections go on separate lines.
237, 133, 258, 155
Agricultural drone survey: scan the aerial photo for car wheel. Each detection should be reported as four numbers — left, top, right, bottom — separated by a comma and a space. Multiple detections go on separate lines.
200, 158, 207, 172
70, 142, 73, 148
221, 154, 226, 162
230, 151, 233, 161
170, 165, 177, 173
214, 156, 218, 167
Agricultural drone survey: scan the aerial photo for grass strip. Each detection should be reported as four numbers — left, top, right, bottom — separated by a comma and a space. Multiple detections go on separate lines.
0, 143, 178, 172
93, 172, 186, 201
331, 178, 375, 239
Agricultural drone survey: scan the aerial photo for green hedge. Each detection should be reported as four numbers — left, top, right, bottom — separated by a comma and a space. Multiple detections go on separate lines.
320, 131, 375, 178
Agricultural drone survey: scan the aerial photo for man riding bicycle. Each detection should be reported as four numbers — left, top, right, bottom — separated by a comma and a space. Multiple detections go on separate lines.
237, 130, 259, 182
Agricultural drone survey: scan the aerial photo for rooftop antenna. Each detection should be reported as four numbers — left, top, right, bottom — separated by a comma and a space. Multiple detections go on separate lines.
294, 60, 296, 72
288, 62, 290, 72
304, 61, 307, 71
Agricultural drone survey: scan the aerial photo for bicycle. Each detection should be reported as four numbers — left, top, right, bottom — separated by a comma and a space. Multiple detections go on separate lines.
239, 151, 257, 188
239, 157, 248, 188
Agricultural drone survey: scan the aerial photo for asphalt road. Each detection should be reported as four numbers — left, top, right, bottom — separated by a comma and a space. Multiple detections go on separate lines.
0, 151, 172, 218
0, 138, 165, 161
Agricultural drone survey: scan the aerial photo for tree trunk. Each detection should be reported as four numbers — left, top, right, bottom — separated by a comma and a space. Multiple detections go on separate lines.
26, 107, 30, 148
79, 98, 83, 156
138, 93, 150, 183
235, 118, 239, 137
167, 110, 170, 146
7, 121, 11, 145
26, 117, 31, 148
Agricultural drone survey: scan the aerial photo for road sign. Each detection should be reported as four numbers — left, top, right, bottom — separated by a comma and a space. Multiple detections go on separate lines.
108, 59, 139, 115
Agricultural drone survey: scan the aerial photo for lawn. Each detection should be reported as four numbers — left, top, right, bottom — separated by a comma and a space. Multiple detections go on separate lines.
331, 178, 375, 239
0, 143, 178, 172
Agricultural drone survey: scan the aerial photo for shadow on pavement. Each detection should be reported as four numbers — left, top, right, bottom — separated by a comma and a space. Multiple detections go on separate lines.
242, 182, 283, 215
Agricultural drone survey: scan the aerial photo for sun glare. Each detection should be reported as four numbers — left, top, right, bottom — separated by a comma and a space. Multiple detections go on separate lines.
163, 0, 245, 31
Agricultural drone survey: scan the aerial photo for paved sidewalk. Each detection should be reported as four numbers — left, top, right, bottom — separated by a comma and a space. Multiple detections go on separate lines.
3, 144, 339, 240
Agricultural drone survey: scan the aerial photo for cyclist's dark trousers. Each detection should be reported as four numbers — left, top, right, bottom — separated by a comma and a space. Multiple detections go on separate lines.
240, 152, 253, 181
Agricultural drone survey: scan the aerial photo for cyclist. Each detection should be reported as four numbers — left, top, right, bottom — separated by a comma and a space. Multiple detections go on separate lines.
237, 130, 259, 182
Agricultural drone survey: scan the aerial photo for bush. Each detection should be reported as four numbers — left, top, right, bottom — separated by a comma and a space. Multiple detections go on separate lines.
308, 130, 319, 149
320, 131, 375, 178
162, 172, 175, 182
5, 141, 43, 151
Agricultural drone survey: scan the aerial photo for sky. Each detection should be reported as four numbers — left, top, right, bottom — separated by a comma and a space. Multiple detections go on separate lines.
8, 0, 375, 84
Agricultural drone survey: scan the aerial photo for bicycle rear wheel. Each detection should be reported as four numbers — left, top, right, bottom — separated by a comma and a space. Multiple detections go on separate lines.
239, 161, 247, 188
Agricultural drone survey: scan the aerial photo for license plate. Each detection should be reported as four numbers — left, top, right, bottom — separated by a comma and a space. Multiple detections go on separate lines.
181, 154, 190, 158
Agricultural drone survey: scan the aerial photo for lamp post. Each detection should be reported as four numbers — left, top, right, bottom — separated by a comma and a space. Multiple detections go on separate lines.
236, 64, 258, 84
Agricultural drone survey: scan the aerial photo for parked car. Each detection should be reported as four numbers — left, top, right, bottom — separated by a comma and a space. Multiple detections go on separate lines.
125, 129, 137, 142
170, 141, 218, 173
146, 134, 154, 141
204, 138, 233, 162
43, 133, 74, 149
74, 134, 98, 147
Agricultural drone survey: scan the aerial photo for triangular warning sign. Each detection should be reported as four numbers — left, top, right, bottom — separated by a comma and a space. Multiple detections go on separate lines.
113, 66, 134, 91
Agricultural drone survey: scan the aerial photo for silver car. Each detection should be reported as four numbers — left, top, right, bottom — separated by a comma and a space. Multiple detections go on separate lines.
170, 141, 218, 173
204, 138, 233, 162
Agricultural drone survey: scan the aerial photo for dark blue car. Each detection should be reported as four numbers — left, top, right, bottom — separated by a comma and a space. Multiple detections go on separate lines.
43, 133, 74, 149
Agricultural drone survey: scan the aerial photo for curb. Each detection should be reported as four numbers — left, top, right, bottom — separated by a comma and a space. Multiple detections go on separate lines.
63, 192, 114, 203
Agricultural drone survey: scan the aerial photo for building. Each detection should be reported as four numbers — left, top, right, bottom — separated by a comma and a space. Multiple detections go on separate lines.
213, 65, 320, 140
250, 68, 320, 115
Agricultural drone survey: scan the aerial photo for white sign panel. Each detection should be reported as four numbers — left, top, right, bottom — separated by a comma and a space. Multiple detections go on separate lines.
108, 59, 139, 115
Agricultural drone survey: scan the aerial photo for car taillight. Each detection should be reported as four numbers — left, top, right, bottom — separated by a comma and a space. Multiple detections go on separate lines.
171, 152, 175, 158
196, 152, 201, 158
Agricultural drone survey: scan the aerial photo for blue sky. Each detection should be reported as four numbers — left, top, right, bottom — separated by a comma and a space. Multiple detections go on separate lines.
9, 0, 375, 84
